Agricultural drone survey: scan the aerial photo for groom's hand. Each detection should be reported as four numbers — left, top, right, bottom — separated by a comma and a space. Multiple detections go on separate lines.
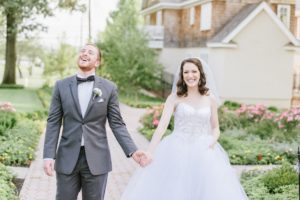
43, 159, 54, 176
132, 150, 152, 167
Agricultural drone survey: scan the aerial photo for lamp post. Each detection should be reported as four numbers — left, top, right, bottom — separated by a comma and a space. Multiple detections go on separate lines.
88, 0, 92, 42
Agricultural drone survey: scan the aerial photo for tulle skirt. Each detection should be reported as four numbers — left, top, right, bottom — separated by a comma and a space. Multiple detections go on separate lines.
121, 133, 248, 200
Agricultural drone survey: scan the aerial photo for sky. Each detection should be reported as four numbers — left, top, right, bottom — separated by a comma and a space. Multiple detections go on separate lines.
37, 0, 119, 48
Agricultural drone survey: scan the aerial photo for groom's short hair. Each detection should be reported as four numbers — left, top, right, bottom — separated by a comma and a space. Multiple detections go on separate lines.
85, 43, 101, 62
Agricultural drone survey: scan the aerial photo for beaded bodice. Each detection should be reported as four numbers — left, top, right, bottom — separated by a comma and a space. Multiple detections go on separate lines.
173, 103, 212, 138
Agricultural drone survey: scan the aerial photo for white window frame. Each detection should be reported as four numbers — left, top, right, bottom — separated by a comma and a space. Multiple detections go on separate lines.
201, 2, 212, 31
277, 4, 291, 29
156, 11, 162, 26
297, 17, 300, 40
189, 7, 195, 26
145, 15, 150, 25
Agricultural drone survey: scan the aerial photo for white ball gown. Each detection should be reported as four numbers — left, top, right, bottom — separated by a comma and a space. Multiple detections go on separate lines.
121, 102, 248, 200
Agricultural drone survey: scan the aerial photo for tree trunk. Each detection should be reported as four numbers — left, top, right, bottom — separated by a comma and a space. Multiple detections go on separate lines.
2, 11, 17, 84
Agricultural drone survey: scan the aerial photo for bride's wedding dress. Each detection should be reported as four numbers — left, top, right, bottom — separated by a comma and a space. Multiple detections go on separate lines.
121, 102, 248, 200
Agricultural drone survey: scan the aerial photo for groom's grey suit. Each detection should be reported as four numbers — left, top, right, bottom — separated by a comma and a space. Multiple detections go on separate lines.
43, 75, 137, 200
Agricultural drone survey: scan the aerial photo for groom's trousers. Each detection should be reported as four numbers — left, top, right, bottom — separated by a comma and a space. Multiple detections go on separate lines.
56, 147, 108, 200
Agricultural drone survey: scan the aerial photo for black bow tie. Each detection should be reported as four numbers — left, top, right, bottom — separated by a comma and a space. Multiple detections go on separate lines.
76, 75, 95, 84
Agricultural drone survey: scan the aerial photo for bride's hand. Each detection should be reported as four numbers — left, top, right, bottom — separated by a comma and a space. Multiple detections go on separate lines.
140, 152, 153, 167
208, 139, 217, 149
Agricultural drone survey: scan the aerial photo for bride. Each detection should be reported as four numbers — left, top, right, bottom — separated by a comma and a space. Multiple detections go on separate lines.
121, 58, 248, 200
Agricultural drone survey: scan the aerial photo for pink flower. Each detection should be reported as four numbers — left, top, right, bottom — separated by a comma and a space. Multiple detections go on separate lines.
152, 119, 159, 127
287, 116, 294, 122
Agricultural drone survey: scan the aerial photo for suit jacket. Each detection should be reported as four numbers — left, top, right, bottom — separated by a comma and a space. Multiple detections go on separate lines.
43, 75, 137, 175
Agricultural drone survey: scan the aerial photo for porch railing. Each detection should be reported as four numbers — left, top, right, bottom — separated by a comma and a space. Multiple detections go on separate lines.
143, 25, 164, 49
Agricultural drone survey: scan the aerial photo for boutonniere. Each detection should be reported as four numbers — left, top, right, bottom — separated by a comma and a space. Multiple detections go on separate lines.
92, 88, 102, 100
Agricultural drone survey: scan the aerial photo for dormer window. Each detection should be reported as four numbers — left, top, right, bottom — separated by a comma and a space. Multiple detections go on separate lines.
201, 2, 212, 31
277, 4, 291, 29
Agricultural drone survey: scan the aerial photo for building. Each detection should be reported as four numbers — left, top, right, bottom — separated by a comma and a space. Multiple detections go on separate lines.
141, 0, 300, 108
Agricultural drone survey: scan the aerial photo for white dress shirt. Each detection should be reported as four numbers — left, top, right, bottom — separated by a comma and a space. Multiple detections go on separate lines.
77, 73, 95, 146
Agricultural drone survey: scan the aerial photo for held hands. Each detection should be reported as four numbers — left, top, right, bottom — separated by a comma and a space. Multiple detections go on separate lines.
132, 150, 153, 167
208, 139, 217, 149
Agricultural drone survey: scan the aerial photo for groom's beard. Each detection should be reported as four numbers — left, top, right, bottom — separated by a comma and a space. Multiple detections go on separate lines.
78, 65, 96, 73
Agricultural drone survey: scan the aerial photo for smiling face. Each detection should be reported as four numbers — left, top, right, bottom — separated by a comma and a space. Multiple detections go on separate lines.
182, 62, 201, 88
77, 44, 100, 72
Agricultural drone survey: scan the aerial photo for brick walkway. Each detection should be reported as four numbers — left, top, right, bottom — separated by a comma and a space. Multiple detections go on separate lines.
19, 104, 149, 200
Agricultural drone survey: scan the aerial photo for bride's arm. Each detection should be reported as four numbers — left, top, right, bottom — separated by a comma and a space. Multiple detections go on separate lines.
209, 95, 220, 148
147, 94, 177, 154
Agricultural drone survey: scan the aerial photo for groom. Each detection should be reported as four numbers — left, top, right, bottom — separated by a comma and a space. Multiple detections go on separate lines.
43, 43, 147, 200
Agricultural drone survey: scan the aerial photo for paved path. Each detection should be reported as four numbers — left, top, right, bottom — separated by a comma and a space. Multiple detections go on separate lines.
19, 104, 148, 200
18, 103, 276, 200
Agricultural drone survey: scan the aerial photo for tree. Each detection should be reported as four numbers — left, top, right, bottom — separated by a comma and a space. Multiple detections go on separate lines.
43, 42, 77, 80
0, 0, 84, 84
99, 0, 162, 90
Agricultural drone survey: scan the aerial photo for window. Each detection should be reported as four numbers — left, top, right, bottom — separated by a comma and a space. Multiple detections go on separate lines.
156, 11, 162, 26
277, 5, 291, 29
297, 18, 300, 40
201, 2, 212, 30
145, 15, 150, 25
189, 7, 195, 26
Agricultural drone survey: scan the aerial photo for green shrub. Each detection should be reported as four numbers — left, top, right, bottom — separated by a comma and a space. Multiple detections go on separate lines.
0, 112, 17, 136
0, 84, 24, 89
241, 164, 298, 199
36, 85, 53, 109
219, 130, 297, 165
218, 109, 242, 131
223, 100, 241, 110
22, 109, 48, 121
0, 163, 18, 200
0, 120, 42, 166
261, 163, 298, 193
246, 119, 276, 139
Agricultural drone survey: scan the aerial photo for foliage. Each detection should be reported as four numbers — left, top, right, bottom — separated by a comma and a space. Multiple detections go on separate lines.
36, 84, 53, 109
0, 163, 18, 200
261, 162, 298, 193
241, 163, 298, 199
42, 42, 77, 79
219, 103, 299, 141
0, 111, 17, 136
0, 84, 24, 89
222, 100, 241, 110
99, 0, 162, 90
0, 0, 83, 84
119, 88, 164, 108
275, 107, 300, 132
219, 130, 297, 165
0, 119, 43, 166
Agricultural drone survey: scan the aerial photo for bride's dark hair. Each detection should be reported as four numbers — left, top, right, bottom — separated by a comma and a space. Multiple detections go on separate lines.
176, 58, 209, 97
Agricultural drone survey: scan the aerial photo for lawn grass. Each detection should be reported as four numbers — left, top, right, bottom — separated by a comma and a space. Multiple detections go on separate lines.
119, 89, 164, 108
0, 89, 44, 112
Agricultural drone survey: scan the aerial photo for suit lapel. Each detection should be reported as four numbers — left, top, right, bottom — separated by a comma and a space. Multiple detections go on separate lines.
69, 76, 83, 118
84, 76, 102, 119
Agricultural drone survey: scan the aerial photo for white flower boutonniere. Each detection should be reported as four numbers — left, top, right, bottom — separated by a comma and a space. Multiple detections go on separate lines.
92, 88, 102, 101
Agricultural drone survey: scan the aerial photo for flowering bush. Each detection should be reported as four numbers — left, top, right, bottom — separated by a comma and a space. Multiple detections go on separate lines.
221, 103, 300, 141
275, 107, 300, 132
0, 102, 16, 112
